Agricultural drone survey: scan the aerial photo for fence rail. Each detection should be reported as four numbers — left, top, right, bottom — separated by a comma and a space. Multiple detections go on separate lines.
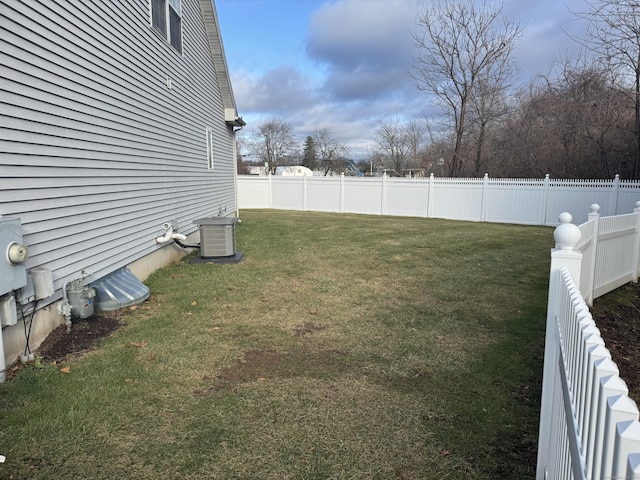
238, 174, 640, 226
538, 204, 640, 479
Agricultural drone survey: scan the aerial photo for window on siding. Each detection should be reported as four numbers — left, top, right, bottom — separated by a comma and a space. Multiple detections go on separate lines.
151, 0, 182, 54
206, 128, 215, 170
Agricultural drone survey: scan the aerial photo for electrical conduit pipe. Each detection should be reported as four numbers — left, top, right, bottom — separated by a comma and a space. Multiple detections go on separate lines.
0, 325, 5, 382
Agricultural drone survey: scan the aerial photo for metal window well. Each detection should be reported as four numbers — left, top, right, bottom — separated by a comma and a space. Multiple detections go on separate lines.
191, 217, 243, 264
89, 267, 150, 311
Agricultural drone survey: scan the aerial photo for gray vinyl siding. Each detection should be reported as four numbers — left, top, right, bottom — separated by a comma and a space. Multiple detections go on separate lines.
0, 0, 237, 295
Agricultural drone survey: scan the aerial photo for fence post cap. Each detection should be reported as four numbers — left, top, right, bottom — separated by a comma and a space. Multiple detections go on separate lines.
554, 212, 581, 250
590, 203, 600, 214
635, 201, 640, 209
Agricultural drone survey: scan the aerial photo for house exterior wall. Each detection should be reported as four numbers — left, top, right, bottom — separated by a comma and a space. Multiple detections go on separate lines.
0, 0, 239, 366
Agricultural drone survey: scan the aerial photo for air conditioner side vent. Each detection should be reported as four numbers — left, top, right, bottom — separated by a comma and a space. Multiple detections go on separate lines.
193, 217, 238, 258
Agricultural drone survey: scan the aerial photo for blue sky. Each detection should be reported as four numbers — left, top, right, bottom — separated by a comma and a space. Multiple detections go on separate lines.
215, 0, 589, 158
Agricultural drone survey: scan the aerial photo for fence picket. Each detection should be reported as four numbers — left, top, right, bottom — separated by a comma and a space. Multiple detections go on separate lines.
609, 406, 640, 478
627, 453, 640, 479
597, 384, 634, 478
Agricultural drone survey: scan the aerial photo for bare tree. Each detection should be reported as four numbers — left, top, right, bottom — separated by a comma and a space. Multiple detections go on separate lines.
250, 118, 297, 175
491, 64, 635, 179
573, 0, 640, 178
314, 127, 350, 176
468, 68, 513, 175
558, 63, 632, 178
373, 117, 425, 176
235, 137, 248, 174
410, 0, 522, 177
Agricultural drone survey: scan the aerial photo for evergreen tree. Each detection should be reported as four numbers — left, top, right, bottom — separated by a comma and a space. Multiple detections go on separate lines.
302, 136, 318, 170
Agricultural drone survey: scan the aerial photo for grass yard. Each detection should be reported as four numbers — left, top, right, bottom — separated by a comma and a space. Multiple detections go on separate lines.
0, 210, 552, 479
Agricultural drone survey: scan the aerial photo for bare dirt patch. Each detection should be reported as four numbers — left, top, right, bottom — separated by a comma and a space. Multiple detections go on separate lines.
591, 281, 640, 404
292, 321, 326, 337
194, 348, 351, 397
36, 314, 123, 362
195, 350, 284, 396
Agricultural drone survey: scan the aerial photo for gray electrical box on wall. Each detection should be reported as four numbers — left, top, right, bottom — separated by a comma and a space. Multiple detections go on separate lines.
0, 217, 28, 297
0, 217, 29, 327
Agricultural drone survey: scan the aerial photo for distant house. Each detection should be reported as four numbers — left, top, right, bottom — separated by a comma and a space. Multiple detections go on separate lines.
279, 166, 314, 177
0, 0, 243, 368
247, 166, 314, 176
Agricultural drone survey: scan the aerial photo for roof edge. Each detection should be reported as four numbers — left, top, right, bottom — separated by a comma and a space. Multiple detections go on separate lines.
198, 0, 241, 120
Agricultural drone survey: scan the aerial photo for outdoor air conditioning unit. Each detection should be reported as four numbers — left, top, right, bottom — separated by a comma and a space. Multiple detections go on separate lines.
192, 217, 242, 263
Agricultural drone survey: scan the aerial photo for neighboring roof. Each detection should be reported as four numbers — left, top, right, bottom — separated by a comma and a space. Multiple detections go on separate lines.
197, 0, 245, 127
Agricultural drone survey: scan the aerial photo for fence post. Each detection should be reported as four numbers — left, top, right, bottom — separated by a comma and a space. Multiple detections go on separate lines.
481, 173, 489, 222
537, 212, 583, 480
613, 174, 621, 215
303, 175, 307, 211
543, 174, 550, 225
380, 173, 387, 215
584, 204, 600, 306
634, 202, 640, 282
268, 173, 273, 209
339, 173, 345, 213
427, 173, 434, 218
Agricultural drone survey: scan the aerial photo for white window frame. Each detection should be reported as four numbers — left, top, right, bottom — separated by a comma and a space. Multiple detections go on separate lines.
206, 128, 215, 170
150, 0, 182, 54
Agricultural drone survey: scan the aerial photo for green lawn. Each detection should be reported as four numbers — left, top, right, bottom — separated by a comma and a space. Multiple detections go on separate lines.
0, 210, 551, 479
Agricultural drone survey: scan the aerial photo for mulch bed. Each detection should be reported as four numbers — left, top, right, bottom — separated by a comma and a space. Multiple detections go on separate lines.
35, 314, 122, 362
590, 282, 640, 404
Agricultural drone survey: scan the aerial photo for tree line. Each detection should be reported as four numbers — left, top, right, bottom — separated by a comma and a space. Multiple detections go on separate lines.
239, 0, 640, 179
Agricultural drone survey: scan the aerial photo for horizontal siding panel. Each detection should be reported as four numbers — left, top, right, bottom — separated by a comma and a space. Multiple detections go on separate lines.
0, 56, 195, 142
1, 94, 200, 156
1, 0, 239, 298
0, 47, 193, 139
0, 152, 205, 172
2, 184, 217, 210
0, 174, 215, 190
3, 4, 191, 118
0, 141, 203, 167
0, 164, 209, 178
5, 189, 214, 227
1, 122, 201, 160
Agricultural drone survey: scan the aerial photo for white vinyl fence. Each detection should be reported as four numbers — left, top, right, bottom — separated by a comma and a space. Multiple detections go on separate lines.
537, 204, 640, 480
238, 174, 640, 226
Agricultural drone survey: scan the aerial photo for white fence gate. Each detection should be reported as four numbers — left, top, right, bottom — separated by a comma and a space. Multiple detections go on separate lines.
238, 174, 640, 226
538, 204, 640, 479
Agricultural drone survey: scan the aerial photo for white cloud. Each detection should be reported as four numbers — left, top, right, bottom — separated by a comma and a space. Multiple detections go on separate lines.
232, 66, 321, 115
306, 0, 422, 101
504, 0, 588, 82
